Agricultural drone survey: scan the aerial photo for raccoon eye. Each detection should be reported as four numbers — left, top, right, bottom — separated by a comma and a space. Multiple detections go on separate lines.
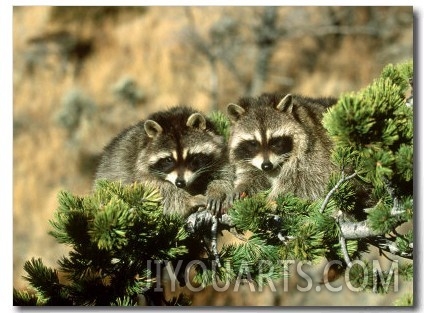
235, 140, 261, 159
247, 140, 259, 147
246, 140, 261, 152
151, 156, 175, 173
187, 153, 212, 171
269, 136, 293, 155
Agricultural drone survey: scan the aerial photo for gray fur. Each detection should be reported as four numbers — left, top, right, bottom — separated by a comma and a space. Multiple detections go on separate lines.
227, 92, 338, 201
95, 106, 234, 216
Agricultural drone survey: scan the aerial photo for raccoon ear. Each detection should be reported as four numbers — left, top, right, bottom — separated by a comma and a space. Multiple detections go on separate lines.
227, 103, 245, 122
276, 94, 293, 113
186, 113, 207, 130
144, 120, 163, 138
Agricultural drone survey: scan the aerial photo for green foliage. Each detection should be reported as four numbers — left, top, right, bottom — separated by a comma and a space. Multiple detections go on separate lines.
112, 295, 137, 306
227, 193, 338, 263
322, 60, 413, 254
196, 235, 286, 289
229, 193, 273, 233
22, 258, 64, 302
13, 288, 45, 306
14, 180, 290, 306
14, 181, 191, 305
209, 110, 231, 141
380, 61, 413, 91
323, 61, 413, 193
367, 199, 407, 234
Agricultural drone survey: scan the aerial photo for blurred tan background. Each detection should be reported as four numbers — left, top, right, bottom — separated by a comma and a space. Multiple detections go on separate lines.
13, 6, 413, 305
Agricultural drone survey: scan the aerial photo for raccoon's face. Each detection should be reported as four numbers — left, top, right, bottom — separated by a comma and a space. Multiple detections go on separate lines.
231, 130, 293, 172
139, 110, 225, 192
147, 142, 221, 189
228, 94, 307, 173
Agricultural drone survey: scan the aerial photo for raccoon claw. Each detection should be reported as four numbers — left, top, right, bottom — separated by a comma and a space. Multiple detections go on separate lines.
206, 198, 222, 216
228, 191, 247, 204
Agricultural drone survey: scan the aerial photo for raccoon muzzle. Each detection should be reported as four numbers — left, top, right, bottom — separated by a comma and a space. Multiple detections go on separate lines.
261, 161, 273, 171
175, 177, 186, 188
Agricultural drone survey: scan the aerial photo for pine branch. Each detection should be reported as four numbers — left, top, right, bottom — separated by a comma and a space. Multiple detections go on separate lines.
339, 220, 380, 239
367, 236, 413, 259
319, 171, 357, 213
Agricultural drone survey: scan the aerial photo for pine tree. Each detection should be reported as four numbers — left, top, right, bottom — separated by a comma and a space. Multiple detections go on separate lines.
14, 60, 413, 306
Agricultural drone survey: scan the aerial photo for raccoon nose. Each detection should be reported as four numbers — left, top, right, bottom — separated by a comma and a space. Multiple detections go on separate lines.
261, 161, 273, 171
175, 178, 186, 188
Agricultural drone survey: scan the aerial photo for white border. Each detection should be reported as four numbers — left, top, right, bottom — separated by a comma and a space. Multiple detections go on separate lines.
2, 2, 421, 312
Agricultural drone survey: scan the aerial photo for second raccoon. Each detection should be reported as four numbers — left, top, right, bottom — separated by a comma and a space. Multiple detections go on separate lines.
95, 106, 233, 216
227, 93, 338, 201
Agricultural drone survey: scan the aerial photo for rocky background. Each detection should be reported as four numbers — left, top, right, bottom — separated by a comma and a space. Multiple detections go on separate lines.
13, 6, 413, 305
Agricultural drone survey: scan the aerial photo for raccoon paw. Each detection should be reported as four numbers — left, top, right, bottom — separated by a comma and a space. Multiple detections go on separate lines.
228, 191, 248, 204
206, 197, 224, 216
188, 194, 207, 210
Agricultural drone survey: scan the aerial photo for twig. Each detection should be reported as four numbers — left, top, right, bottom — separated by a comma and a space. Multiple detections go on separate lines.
336, 213, 353, 268
320, 171, 357, 213
379, 249, 396, 263
211, 215, 221, 267
339, 235, 352, 268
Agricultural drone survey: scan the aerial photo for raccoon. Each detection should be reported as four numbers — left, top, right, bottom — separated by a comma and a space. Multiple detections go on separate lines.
227, 93, 338, 201
95, 106, 233, 216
